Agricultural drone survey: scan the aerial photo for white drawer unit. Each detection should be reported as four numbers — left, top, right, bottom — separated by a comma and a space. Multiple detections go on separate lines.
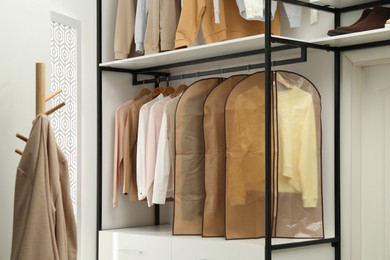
99, 226, 172, 260
172, 236, 263, 260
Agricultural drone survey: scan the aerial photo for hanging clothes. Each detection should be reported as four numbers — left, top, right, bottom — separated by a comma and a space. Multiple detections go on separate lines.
114, 0, 137, 59
235, 0, 303, 28
144, 0, 181, 55
152, 96, 181, 204
11, 114, 77, 260
113, 99, 135, 208
123, 93, 155, 201
274, 71, 324, 238
173, 78, 222, 235
175, 0, 280, 49
202, 74, 248, 237
145, 96, 172, 206
136, 94, 164, 201
134, 0, 149, 54
224, 71, 323, 239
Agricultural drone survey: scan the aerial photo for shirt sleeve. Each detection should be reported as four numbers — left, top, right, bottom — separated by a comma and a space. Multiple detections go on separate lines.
299, 96, 318, 208
134, 0, 149, 54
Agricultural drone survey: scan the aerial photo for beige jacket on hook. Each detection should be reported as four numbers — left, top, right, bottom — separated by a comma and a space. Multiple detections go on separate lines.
11, 114, 77, 260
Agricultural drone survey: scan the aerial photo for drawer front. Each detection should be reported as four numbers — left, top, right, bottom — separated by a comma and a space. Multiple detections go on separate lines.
99, 231, 172, 260
172, 237, 262, 260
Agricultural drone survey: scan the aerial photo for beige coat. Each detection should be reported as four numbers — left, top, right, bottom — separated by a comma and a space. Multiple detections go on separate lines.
11, 114, 77, 260
144, 0, 181, 55
123, 94, 154, 200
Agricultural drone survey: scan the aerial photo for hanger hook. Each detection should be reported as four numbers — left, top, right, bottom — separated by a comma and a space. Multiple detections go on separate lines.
247, 64, 252, 75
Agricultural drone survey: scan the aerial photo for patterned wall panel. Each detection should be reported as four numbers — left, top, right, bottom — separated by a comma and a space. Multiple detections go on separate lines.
50, 21, 78, 216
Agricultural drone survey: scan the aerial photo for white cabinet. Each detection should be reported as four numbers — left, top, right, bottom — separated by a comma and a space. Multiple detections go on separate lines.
99, 225, 336, 260
172, 236, 263, 260
99, 226, 172, 260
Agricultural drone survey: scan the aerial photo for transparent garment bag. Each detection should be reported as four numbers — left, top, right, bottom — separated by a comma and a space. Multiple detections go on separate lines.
274, 71, 324, 238
225, 72, 277, 239
202, 75, 248, 237
173, 78, 222, 235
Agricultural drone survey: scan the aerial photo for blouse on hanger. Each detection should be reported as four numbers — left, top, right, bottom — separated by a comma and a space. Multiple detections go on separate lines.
152, 96, 180, 204
136, 94, 164, 200
145, 96, 172, 206
113, 99, 135, 208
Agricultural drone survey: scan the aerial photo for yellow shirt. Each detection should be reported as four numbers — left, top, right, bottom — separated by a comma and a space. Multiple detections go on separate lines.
277, 87, 318, 208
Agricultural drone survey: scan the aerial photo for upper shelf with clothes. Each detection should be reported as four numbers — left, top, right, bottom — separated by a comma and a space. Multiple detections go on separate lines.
100, 27, 390, 71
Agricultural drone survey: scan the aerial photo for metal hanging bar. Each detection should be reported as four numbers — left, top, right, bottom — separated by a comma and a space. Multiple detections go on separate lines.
130, 47, 307, 86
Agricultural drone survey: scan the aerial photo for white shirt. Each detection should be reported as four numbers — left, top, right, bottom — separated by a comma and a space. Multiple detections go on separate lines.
145, 96, 172, 206
136, 94, 163, 200
152, 96, 180, 204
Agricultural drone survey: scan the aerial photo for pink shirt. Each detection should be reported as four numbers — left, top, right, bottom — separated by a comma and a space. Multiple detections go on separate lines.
113, 99, 134, 208
145, 96, 172, 206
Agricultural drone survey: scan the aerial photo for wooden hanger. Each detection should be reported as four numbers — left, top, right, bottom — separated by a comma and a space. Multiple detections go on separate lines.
134, 88, 151, 100
171, 84, 188, 98
151, 87, 165, 98
162, 86, 175, 96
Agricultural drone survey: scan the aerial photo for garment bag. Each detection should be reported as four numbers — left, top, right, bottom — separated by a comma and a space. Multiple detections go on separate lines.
202, 75, 248, 237
174, 78, 223, 235
225, 72, 277, 239
274, 71, 324, 238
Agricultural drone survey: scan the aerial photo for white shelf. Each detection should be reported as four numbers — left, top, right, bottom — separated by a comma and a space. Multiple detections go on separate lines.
311, 27, 390, 47
100, 35, 295, 70
302, 0, 386, 9
100, 28, 390, 71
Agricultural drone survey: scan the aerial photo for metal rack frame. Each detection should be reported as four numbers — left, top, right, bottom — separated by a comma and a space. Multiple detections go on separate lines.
96, 1, 390, 259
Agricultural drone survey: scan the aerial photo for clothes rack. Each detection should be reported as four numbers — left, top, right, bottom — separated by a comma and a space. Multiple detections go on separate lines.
15, 62, 65, 155
97, 1, 390, 259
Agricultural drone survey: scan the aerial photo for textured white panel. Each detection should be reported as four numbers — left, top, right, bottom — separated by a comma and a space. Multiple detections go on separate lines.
50, 21, 78, 216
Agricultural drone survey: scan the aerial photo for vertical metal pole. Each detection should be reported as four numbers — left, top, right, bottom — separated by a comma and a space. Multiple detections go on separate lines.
264, 0, 272, 259
334, 49, 341, 260
97, 0, 103, 258
334, 9, 341, 260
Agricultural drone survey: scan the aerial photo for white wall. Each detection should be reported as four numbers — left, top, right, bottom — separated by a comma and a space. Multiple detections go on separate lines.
0, 1, 50, 259
0, 0, 96, 259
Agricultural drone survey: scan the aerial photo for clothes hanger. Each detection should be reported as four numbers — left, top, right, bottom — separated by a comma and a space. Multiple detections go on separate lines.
171, 84, 188, 98
134, 87, 151, 100
151, 87, 165, 98
162, 86, 175, 96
